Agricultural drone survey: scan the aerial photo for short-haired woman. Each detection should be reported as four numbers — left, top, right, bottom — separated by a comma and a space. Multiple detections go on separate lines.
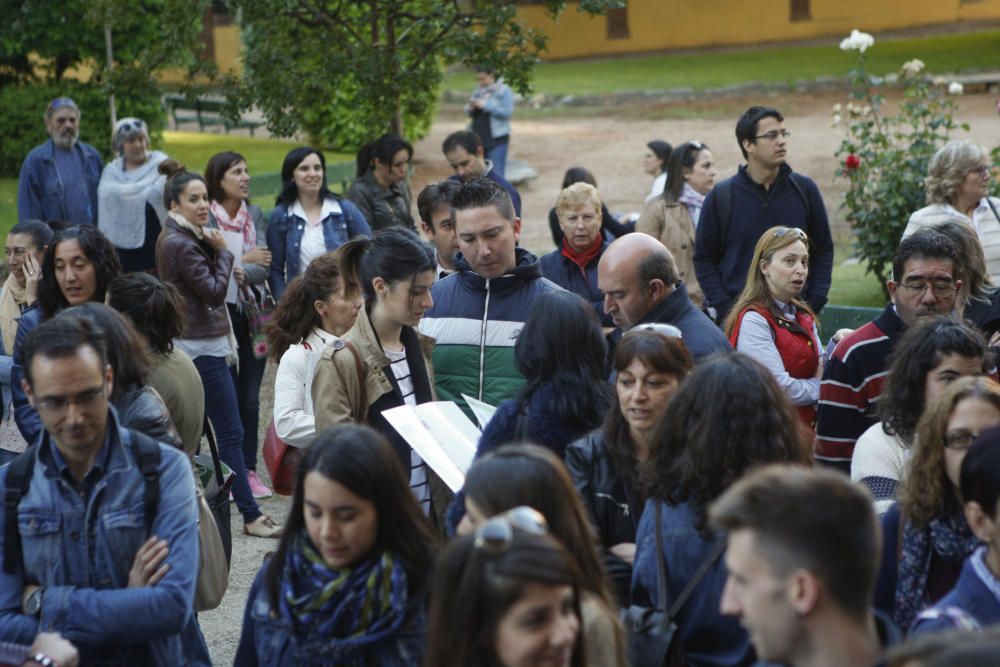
267, 147, 371, 299
97, 117, 169, 273
903, 140, 1000, 278
346, 134, 415, 232
547, 167, 631, 248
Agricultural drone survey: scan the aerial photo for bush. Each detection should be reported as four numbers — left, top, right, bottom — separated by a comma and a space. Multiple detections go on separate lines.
834, 37, 967, 289
0, 81, 165, 177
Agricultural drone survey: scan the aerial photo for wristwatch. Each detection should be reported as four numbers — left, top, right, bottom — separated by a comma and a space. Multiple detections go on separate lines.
24, 587, 45, 618
27, 655, 56, 667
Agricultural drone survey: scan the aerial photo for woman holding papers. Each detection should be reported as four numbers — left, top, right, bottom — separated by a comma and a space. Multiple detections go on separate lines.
311, 227, 449, 526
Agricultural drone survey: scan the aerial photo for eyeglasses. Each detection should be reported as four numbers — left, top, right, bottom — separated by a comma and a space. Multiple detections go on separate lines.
35, 386, 106, 414
898, 278, 957, 298
631, 323, 683, 339
754, 130, 791, 141
116, 119, 146, 135
774, 227, 808, 240
944, 429, 979, 451
688, 140, 705, 151
474, 506, 548, 554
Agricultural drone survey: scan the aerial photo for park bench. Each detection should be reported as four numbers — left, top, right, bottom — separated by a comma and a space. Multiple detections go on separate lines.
817, 304, 883, 340
164, 95, 265, 136
251, 162, 358, 216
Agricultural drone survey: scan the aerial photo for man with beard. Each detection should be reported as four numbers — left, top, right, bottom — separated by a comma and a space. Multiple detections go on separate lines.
18, 98, 103, 226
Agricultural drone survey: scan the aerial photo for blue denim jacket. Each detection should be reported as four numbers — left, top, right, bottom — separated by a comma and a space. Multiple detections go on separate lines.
11, 305, 43, 445
631, 500, 755, 667
0, 409, 199, 666
235, 563, 426, 666
266, 197, 371, 299
17, 139, 103, 225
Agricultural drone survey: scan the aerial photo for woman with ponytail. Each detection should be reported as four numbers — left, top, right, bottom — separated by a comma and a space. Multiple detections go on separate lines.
311, 227, 446, 524
155, 159, 281, 538
269, 253, 363, 449
346, 133, 415, 232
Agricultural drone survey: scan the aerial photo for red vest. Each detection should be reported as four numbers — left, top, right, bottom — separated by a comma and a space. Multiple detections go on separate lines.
730, 305, 819, 429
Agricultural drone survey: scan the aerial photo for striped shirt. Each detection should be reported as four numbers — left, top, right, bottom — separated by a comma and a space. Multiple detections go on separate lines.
386, 347, 429, 513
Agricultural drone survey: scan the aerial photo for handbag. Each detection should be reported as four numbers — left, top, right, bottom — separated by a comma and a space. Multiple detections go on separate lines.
263, 418, 301, 496
620, 502, 726, 667
242, 282, 275, 360
192, 416, 235, 610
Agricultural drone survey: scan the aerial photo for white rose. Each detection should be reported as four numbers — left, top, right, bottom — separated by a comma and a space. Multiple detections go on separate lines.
832, 103, 842, 114
840, 29, 875, 53
948, 81, 964, 95
900, 59, 925, 76
832, 113, 842, 127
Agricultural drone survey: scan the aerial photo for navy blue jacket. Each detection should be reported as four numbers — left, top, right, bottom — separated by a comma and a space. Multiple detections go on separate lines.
693, 164, 834, 319
911, 549, 1000, 635
539, 244, 613, 326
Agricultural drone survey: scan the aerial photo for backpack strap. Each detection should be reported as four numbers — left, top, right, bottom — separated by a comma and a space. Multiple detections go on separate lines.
715, 177, 735, 248
667, 536, 726, 620
787, 173, 813, 226
128, 430, 161, 537
2, 446, 37, 574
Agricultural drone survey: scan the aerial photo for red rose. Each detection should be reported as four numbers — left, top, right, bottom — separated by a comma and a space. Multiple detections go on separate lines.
845, 154, 861, 170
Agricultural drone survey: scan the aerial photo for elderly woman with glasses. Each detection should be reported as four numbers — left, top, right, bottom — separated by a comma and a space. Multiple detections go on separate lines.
903, 140, 1000, 278
724, 226, 823, 429
97, 117, 169, 273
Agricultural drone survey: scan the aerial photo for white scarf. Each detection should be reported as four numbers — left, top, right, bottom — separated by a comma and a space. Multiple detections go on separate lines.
97, 150, 168, 249
168, 210, 204, 239
678, 182, 707, 227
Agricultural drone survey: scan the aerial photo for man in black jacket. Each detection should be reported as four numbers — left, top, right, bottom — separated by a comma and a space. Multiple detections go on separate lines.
694, 106, 834, 322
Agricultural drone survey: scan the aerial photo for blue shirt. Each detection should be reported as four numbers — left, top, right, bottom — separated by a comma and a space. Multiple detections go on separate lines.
52, 146, 93, 226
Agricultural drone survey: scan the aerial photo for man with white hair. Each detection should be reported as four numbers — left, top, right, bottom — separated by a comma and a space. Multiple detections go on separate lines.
18, 97, 103, 226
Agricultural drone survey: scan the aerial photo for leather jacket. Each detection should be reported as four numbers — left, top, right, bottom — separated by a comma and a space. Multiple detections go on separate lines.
156, 217, 234, 340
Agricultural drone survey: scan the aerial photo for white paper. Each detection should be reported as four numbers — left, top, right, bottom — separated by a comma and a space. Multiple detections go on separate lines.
462, 393, 497, 430
219, 230, 244, 305
381, 401, 480, 492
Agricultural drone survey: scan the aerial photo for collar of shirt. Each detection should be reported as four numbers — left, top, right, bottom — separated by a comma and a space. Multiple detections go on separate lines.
45, 423, 112, 492
771, 298, 796, 318
436, 263, 455, 280
970, 545, 1000, 605
291, 196, 342, 226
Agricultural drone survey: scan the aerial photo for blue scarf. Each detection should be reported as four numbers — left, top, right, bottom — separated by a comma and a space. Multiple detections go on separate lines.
279, 531, 410, 664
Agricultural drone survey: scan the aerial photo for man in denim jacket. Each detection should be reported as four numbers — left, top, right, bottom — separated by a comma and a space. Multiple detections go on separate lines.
0, 315, 198, 665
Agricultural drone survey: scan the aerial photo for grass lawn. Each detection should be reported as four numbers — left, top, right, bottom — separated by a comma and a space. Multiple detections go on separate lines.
446, 30, 1000, 96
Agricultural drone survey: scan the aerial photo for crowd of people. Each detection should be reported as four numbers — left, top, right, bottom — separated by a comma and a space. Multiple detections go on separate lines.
0, 92, 999, 667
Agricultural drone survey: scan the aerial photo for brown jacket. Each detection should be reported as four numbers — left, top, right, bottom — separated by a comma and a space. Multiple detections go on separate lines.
156, 217, 234, 339
635, 199, 703, 307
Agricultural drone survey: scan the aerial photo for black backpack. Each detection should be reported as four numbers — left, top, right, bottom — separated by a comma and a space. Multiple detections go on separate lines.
2, 430, 161, 574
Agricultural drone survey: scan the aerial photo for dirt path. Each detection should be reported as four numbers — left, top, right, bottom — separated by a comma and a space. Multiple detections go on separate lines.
201, 90, 999, 665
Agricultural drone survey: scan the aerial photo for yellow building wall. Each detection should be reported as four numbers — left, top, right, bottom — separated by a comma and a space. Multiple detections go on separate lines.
518, 0, 1000, 60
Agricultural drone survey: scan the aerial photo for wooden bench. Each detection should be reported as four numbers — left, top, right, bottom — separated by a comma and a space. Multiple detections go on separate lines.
252, 162, 358, 216
164, 95, 265, 136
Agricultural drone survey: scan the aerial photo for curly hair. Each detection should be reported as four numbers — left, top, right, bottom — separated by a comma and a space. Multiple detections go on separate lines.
37, 225, 122, 318
641, 353, 812, 532
900, 376, 1000, 525
924, 140, 987, 206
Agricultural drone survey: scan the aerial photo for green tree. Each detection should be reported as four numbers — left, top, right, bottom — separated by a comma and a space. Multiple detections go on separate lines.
224, 0, 622, 148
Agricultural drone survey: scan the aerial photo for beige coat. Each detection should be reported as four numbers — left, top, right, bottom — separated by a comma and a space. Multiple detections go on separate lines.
636, 199, 704, 307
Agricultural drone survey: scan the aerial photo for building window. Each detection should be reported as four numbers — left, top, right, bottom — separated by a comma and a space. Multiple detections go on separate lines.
607, 6, 629, 39
790, 0, 811, 22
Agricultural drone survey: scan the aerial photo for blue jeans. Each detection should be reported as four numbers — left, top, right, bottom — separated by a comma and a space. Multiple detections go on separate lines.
487, 141, 508, 179
0, 447, 16, 468
192, 355, 262, 524
230, 305, 268, 472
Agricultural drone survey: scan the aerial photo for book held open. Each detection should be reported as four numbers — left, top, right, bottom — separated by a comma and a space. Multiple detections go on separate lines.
381, 401, 482, 492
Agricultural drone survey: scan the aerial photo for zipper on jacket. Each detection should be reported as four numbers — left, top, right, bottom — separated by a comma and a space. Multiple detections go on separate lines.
478, 279, 491, 400
594, 492, 629, 517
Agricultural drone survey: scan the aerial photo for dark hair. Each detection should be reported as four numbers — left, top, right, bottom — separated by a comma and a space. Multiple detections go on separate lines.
37, 225, 122, 318
276, 147, 332, 207
107, 273, 185, 356
8, 219, 57, 251
604, 331, 693, 489
60, 303, 150, 403
892, 228, 958, 282
425, 528, 585, 667
474, 65, 496, 76
416, 180, 461, 231
451, 177, 515, 223
336, 227, 435, 307
709, 465, 880, 621
879, 316, 988, 445
642, 353, 811, 532
961, 425, 1000, 519
663, 141, 709, 203
636, 246, 680, 288
514, 291, 610, 430
464, 443, 615, 606
561, 167, 597, 189
441, 130, 482, 156
21, 313, 108, 387
646, 140, 672, 172
932, 220, 992, 303
355, 133, 413, 178
735, 106, 784, 159
264, 425, 438, 610
158, 159, 205, 209
204, 151, 248, 204
267, 252, 357, 360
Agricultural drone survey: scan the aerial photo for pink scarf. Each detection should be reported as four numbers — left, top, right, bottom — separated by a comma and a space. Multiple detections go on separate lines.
210, 200, 256, 254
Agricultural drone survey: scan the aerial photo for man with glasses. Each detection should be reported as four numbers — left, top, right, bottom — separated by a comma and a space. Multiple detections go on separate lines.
694, 106, 834, 322
0, 315, 198, 665
17, 98, 103, 227
816, 229, 961, 472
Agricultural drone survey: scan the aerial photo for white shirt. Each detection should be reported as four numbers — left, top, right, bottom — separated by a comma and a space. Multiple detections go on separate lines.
292, 198, 341, 272
273, 328, 336, 448
645, 172, 667, 203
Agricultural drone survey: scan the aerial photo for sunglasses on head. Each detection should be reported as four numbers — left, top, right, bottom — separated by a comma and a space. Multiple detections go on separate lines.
474, 506, 548, 554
